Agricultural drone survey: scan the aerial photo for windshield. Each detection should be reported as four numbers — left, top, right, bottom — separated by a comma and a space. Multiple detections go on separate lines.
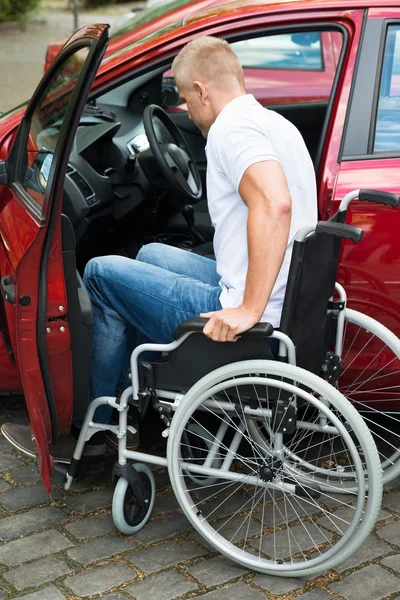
111, 0, 196, 38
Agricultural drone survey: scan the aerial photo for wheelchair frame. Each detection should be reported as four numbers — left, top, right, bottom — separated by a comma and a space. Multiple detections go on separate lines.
63, 188, 400, 577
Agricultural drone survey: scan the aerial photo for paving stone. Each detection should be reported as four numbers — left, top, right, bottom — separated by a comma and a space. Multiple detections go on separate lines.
4, 556, 71, 590
0, 437, 14, 452
320, 493, 357, 509
253, 572, 307, 594
127, 539, 205, 574
187, 555, 248, 586
199, 491, 253, 521
329, 564, 400, 600
64, 562, 136, 597
212, 514, 261, 543
153, 491, 180, 515
254, 497, 323, 527
384, 476, 400, 491
381, 554, 400, 572
332, 536, 391, 573
65, 512, 116, 539
152, 467, 170, 490
382, 490, 400, 512
132, 512, 193, 544
0, 529, 73, 566
188, 529, 214, 551
318, 506, 390, 534
251, 523, 327, 558
0, 482, 62, 511
377, 521, 400, 546
0, 507, 67, 540
103, 595, 127, 600
0, 480, 11, 493
67, 534, 135, 566
16, 585, 67, 599
125, 569, 198, 600
0, 454, 24, 471
193, 581, 266, 599
9, 465, 40, 484
64, 488, 113, 514
296, 592, 332, 599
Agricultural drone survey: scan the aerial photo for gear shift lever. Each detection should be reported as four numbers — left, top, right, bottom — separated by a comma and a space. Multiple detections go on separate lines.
181, 204, 207, 244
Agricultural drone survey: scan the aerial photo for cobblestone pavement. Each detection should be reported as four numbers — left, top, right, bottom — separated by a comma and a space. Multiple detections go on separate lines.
0, 5, 139, 113
0, 396, 399, 599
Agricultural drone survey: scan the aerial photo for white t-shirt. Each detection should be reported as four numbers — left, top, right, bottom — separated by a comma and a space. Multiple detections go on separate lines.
205, 94, 317, 327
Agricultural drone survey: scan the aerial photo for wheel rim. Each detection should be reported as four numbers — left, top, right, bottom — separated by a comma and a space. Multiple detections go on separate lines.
168, 368, 374, 574
338, 309, 400, 482
123, 472, 152, 527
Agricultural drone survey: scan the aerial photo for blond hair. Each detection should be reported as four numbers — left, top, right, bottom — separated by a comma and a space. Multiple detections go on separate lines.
172, 36, 244, 91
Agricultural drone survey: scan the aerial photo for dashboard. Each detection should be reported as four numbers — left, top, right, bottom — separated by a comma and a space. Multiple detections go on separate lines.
62, 68, 168, 244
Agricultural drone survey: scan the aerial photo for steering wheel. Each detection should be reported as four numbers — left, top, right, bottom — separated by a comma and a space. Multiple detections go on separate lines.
143, 104, 203, 205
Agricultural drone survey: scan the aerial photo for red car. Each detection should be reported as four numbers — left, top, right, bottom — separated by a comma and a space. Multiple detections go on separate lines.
0, 0, 400, 493
45, 2, 341, 108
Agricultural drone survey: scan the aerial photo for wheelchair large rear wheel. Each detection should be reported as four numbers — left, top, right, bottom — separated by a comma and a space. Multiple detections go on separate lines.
338, 308, 400, 486
167, 360, 382, 577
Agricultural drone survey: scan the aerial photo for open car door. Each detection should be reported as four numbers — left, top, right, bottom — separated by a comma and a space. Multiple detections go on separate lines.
0, 24, 110, 493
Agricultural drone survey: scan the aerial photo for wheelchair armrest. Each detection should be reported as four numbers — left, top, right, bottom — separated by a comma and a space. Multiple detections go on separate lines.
172, 317, 274, 340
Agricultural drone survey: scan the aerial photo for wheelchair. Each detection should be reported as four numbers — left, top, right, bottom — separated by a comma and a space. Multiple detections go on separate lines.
62, 188, 400, 577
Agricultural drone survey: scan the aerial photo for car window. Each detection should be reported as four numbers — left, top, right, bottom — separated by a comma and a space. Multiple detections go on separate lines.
230, 33, 323, 71
162, 30, 342, 111
373, 25, 400, 153
22, 47, 90, 214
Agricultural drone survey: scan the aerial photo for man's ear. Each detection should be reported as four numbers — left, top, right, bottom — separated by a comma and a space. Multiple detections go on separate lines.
193, 81, 208, 104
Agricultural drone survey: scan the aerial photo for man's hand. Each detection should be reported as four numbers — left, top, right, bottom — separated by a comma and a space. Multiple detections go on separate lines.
200, 305, 260, 342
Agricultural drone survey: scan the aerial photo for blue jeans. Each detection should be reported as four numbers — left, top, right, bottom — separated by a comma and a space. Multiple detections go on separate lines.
83, 243, 222, 423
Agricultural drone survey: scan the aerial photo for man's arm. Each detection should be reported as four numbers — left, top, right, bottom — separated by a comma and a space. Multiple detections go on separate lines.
201, 160, 292, 342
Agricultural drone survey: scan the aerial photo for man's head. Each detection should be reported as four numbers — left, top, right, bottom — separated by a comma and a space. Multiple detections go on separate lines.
172, 36, 245, 137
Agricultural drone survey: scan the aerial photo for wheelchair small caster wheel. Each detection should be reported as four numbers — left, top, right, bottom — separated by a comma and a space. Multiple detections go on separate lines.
112, 463, 155, 534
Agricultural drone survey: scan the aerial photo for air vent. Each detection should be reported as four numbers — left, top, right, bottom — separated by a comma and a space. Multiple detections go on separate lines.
68, 169, 96, 207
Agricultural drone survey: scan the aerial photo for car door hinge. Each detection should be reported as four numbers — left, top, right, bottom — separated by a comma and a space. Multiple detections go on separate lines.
0, 162, 8, 186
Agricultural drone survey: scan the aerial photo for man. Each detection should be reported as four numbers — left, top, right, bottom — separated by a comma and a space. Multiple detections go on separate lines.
2, 36, 317, 460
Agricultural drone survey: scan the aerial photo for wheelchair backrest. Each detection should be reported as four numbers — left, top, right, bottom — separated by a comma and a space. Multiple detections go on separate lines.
279, 230, 339, 375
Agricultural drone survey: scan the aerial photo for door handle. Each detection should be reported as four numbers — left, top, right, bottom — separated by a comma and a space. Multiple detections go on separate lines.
1, 276, 15, 305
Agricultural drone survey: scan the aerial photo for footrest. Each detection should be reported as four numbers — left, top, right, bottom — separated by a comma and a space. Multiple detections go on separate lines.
51, 463, 68, 483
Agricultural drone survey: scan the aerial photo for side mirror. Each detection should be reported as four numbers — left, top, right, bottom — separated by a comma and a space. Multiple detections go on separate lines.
291, 32, 320, 47
24, 149, 53, 194
161, 77, 182, 109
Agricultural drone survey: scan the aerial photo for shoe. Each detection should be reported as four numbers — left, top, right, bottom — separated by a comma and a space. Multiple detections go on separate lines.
105, 407, 140, 451
1, 423, 106, 464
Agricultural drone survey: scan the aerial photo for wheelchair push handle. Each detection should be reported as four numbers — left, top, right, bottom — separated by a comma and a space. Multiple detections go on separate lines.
358, 189, 400, 208
338, 188, 400, 212
315, 221, 364, 243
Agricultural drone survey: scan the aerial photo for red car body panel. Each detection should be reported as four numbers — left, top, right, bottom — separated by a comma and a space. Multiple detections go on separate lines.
333, 5, 400, 333
0, 0, 399, 489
